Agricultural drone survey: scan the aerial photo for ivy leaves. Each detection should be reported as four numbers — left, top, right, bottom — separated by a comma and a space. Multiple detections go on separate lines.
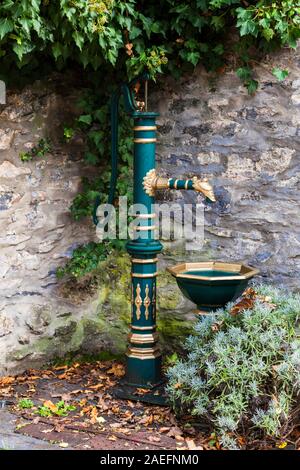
0, 1, 299, 90
236, 66, 258, 94
272, 67, 289, 81
0, 18, 13, 40
236, 1, 300, 49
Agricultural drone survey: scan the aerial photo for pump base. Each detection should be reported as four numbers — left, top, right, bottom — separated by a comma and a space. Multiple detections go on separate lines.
112, 381, 168, 406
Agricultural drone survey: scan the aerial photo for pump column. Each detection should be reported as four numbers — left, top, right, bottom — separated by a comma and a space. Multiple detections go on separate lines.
125, 111, 163, 388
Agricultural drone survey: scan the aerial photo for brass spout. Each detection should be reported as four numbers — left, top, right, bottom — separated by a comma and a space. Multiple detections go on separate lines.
192, 176, 216, 202
143, 169, 216, 202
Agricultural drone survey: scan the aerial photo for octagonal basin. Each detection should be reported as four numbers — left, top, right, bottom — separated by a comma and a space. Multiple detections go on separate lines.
167, 261, 259, 313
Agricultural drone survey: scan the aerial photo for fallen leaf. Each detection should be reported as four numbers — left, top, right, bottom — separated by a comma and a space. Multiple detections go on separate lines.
41, 429, 54, 434
186, 438, 203, 450
57, 373, 69, 380
117, 428, 131, 435
243, 287, 257, 298
107, 364, 125, 377
134, 388, 150, 395
96, 416, 106, 424
148, 435, 161, 443
58, 442, 69, 448
276, 441, 287, 449
53, 365, 68, 371
43, 400, 58, 413
97, 397, 109, 411
237, 436, 246, 446
173, 383, 182, 390
81, 405, 92, 415
89, 384, 105, 390
167, 426, 183, 438
90, 407, 98, 424
54, 423, 65, 433
0, 377, 15, 385
230, 297, 254, 316
139, 414, 153, 425
160, 427, 170, 433
15, 423, 30, 430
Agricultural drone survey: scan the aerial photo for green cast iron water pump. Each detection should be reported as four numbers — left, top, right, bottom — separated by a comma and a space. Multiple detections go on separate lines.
95, 75, 216, 392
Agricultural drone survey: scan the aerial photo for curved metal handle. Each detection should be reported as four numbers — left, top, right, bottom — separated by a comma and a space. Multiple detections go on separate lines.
93, 73, 151, 225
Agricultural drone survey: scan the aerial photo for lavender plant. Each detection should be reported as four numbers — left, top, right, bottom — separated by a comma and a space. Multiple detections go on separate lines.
166, 285, 300, 449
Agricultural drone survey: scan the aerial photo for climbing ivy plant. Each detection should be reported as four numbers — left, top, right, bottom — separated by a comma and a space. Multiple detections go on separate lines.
0, 1, 299, 87
0, 0, 299, 277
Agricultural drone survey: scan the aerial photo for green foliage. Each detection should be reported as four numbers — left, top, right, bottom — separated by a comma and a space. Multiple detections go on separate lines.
127, 46, 168, 80
18, 398, 34, 409
57, 87, 132, 279
236, 1, 300, 48
164, 352, 179, 367
69, 88, 133, 222
272, 67, 289, 81
56, 242, 107, 278
37, 401, 76, 417
55, 80, 133, 279
0, 1, 298, 86
19, 138, 51, 162
18, 397, 76, 416
56, 240, 126, 278
167, 285, 300, 449
2, 1, 298, 279
236, 66, 259, 94
63, 126, 75, 142
36, 405, 52, 417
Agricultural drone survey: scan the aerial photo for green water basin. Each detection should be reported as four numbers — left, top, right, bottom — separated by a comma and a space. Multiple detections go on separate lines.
167, 261, 259, 313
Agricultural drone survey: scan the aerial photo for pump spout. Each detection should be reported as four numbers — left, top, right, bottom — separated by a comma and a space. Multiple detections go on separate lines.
143, 169, 216, 202
192, 176, 216, 202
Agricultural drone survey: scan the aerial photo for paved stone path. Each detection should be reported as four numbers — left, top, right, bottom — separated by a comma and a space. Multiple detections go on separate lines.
0, 409, 63, 450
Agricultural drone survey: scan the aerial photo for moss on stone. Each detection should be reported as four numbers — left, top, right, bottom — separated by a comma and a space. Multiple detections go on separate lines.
9, 251, 195, 371
158, 313, 194, 354
157, 271, 181, 311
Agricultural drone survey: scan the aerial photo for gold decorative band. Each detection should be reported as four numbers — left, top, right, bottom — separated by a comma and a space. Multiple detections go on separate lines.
132, 258, 158, 264
128, 332, 159, 344
136, 213, 156, 219
128, 347, 159, 354
185, 180, 189, 189
133, 126, 157, 131
133, 225, 156, 231
131, 325, 155, 331
131, 272, 158, 278
126, 348, 161, 360
133, 138, 157, 143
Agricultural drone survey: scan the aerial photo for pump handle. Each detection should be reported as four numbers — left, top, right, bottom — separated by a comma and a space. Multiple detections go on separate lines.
93, 73, 150, 225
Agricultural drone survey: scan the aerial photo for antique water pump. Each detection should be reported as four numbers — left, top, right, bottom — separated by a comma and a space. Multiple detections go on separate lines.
95, 74, 216, 399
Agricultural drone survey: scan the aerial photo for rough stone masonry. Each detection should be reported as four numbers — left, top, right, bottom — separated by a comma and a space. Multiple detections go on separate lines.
0, 47, 299, 375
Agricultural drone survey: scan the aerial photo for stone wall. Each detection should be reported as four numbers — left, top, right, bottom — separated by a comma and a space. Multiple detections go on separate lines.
0, 47, 299, 375
153, 48, 300, 290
